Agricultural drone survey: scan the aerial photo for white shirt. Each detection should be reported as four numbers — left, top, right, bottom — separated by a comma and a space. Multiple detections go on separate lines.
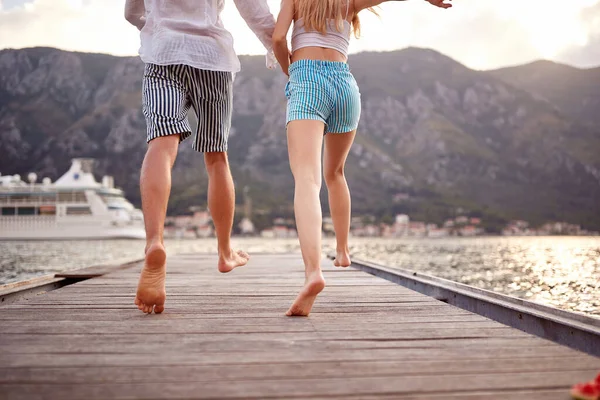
124, 0, 276, 73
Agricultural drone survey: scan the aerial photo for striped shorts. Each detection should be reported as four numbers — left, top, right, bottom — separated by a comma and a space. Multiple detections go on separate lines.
142, 64, 233, 153
285, 59, 361, 134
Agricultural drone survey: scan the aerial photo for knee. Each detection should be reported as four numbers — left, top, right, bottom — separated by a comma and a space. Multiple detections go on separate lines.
204, 152, 228, 169
292, 168, 322, 189
146, 136, 179, 164
324, 167, 344, 186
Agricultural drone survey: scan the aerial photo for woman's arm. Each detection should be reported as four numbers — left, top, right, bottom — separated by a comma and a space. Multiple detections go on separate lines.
354, 0, 452, 13
272, 0, 294, 76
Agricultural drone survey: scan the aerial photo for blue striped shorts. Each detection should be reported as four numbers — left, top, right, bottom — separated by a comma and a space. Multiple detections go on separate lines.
142, 64, 233, 153
285, 60, 361, 134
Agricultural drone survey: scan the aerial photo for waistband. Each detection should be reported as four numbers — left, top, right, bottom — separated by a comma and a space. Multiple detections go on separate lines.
289, 59, 350, 73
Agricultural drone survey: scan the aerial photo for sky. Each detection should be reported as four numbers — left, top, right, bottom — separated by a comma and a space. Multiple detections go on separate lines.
0, 0, 599, 70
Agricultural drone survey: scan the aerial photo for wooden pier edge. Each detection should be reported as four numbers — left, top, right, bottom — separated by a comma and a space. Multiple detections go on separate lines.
0, 258, 143, 306
347, 256, 600, 357
54, 258, 144, 279
0, 275, 70, 306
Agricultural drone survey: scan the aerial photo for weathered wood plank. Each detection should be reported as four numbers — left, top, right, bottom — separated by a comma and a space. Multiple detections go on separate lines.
0, 370, 594, 400
0, 346, 590, 368
0, 334, 560, 355
0, 320, 524, 337
0, 309, 482, 322
54, 259, 142, 279
0, 275, 68, 306
310, 390, 584, 400
2, 359, 597, 384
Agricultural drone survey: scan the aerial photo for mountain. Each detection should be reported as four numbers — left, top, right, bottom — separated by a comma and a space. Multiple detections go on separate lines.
488, 60, 600, 128
1, 47, 599, 232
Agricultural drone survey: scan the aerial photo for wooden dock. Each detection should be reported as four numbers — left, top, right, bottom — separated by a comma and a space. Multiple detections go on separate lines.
1, 253, 599, 399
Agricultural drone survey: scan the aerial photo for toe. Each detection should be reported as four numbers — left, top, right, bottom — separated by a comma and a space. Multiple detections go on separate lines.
238, 250, 249, 259
154, 304, 165, 314
287, 304, 302, 316
137, 302, 144, 311
134, 297, 140, 306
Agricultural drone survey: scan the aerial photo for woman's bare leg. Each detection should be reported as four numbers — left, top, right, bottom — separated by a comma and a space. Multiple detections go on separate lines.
323, 130, 356, 267
286, 120, 327, 316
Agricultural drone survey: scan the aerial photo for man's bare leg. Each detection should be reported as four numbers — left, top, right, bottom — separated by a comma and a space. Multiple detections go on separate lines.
204, 152, 249, 273
134, 135, 180, 314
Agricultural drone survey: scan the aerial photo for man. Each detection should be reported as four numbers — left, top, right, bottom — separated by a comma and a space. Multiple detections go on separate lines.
125, 0, 276, 314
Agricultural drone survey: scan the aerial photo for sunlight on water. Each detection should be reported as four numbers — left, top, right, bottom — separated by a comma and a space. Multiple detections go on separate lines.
352, 237, 600, 317
1, 236, 598, 317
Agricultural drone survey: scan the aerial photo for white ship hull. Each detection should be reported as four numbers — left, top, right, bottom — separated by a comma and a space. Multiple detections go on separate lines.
0, 219, 145, 240
1, 158, 146, 241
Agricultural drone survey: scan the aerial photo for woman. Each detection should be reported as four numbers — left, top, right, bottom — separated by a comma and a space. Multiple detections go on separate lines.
272, 0, 452, 317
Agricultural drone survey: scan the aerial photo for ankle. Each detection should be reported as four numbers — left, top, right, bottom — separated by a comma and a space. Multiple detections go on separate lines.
218, 247, 233, 259
306, 268, 323, 278
336, 246, 349, 254
145, 239, 163, 252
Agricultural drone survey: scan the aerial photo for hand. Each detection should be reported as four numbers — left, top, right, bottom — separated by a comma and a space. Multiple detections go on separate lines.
426, 0, 452, 9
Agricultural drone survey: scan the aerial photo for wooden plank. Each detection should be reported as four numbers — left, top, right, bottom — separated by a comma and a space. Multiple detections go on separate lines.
0, 334, 560, 355
0, 275, 63, 294
0, 309, 482, 322
2, 359, 598, 384
0, 346, 590, 368
309, 390, 586, 400
0, 276, 69, 306
0, 370, 594, 400
0, 259, 142, 306
0, 319, 524, 336
54, 259, 142, 279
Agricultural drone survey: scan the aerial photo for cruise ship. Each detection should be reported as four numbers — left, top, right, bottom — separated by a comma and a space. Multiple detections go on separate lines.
0, 158, 145, 240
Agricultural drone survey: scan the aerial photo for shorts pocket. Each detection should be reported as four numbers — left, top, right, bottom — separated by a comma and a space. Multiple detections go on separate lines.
284, 81, 291, 99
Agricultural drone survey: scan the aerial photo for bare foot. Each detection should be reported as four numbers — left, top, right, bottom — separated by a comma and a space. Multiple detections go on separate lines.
333, 248, 351, 267
286, 272, 326, 317
134, 242, 167, 314
218, 249, 249, 273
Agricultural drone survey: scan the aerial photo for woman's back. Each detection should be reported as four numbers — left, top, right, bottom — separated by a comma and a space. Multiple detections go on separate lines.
290, 0, 355, 63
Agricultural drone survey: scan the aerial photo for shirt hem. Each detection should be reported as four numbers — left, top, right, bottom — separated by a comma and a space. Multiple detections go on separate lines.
139, 57, 241, 73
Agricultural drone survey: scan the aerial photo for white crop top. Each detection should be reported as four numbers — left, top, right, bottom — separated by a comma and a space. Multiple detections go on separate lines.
290, 1, 352, 57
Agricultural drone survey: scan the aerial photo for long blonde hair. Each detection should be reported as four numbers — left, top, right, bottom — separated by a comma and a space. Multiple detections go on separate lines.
295, 0, 377, 39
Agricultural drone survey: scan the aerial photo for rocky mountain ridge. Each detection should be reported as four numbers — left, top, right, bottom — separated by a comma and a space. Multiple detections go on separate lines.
1, 47, 599, 231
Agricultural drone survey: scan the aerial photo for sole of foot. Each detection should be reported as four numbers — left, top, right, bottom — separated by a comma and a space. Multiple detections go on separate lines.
134, 243, 167, 314
333, 250, 351, 268
218, 250, 250, 273
286, 273, 326, 317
